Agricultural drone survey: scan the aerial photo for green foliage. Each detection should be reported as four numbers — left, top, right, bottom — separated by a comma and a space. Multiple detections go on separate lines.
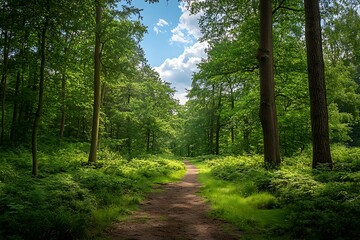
193, 158, 285, 238
0, 142, 185, 240
193, 145, 360, 239
178, 0, 360, 158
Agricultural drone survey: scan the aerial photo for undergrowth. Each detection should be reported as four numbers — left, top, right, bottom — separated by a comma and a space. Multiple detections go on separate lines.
0, 141, 185, 240
192, 144, 360, 240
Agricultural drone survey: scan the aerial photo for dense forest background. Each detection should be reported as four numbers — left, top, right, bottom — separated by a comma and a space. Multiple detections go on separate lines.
1, 0, 360, 239
0, 0, 359, 161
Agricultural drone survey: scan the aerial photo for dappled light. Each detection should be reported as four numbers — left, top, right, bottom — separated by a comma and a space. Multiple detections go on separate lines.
1, 0, 360, 239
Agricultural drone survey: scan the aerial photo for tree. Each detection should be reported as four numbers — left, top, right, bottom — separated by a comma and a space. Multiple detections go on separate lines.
32, 0, 50, 176
304, 0, 332, 169
88, 0, 102, 163
0, 29, 9, 145
257, 0, 280, 166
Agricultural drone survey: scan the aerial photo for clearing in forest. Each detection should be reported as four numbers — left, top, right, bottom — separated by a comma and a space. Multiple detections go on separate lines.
104, 161, 241, 240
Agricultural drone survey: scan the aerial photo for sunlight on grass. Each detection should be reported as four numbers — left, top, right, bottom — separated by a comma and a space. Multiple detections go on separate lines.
195, 161, 287, 239
152, 166, 186, 184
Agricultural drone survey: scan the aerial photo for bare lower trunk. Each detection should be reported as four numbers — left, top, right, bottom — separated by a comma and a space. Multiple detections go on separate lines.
215, 115, 221, 155
215, 85, 222, 155
304, 0, 332, 169
1, 30, 9, 145
88, 1, 102, 163
59, 73, 66, 137
32, 13, 49, 177
146, 128, 150, 153
257, 0, 281, 166
10, 71, 21, 144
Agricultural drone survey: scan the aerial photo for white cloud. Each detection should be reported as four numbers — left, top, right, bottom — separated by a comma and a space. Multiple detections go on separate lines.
154, 18, 169, 35
170, 3, 203, 44
157, 18, 169, 27
155, 41, 208, 104
175, 92, 188, 105
154, 2, 207, 105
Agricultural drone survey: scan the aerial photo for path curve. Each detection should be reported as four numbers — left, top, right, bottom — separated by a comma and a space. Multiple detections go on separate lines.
104, 160, 241, 240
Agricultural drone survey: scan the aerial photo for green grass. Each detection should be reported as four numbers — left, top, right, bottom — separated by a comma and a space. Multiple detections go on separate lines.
193, 160, 287, 239
190, 146, 360, 239
0, 142, 186, 240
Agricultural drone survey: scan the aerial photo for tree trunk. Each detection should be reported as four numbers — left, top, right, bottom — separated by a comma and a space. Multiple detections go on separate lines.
304, 0, 332, 169
230, 84, 235, 145
10, 71, 21, 144
243, 117, 250, 153
88, 0, 102, 163
1, 30, 9, 146
151, 130, 155, 152
257, 0, 281, 166
32, 11, 49, 177
215, 85, 222, 155
215, 115, 221, 155
59, 36, 68, 138
208, 84, 215, 154
146, 127, 150, 152
59, 73, 66, 137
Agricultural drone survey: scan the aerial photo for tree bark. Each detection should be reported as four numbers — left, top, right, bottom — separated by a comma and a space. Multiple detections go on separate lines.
10, 71, 21, 144
32, 9, 49, 177
304, 0, 332, 169
1, 30, 9, 146
59, 35, 69, 138
88, 0, 102, 163
215, 85, 222, 155
215, 115, 221, 155
59, 73, 66, 137
230, 83, 235, 145
208, 85, 215, 154
146, 127, 150, 153
257, 0, 281, 166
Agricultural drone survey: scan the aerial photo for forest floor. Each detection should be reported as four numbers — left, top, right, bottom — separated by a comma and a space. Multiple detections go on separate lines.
103, 160, 242, 240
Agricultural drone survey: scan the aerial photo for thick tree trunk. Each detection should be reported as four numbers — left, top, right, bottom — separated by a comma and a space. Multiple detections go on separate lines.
88, 1, 102, 163
304, 0, 332, 169
32, 13, 49, 177
1, 30, 9, 146
257, 0, 281, 166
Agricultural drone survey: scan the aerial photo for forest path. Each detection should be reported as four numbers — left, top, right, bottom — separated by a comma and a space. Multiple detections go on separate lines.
104, 160, 241, 240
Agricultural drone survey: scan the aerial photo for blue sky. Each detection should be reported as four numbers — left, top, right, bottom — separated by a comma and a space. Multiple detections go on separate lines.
129, 0, 208, 104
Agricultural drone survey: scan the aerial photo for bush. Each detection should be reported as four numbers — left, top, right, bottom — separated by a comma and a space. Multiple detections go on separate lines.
0, 143, 185, 240
197, 146, 360, 239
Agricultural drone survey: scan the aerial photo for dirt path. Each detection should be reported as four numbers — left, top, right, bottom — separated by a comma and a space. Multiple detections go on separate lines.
104, 160, 241, 240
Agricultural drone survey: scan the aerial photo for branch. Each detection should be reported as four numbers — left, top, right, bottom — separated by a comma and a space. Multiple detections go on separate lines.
272, 0, 303, 15
272, 0, 286, 15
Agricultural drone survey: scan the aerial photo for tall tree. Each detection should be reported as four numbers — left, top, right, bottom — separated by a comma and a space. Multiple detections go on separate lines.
32, 0, 50, 176
257, 0, 280, 166
0, 29, 9, 145
304, 0, 332, 169
88, 0, 102, 163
